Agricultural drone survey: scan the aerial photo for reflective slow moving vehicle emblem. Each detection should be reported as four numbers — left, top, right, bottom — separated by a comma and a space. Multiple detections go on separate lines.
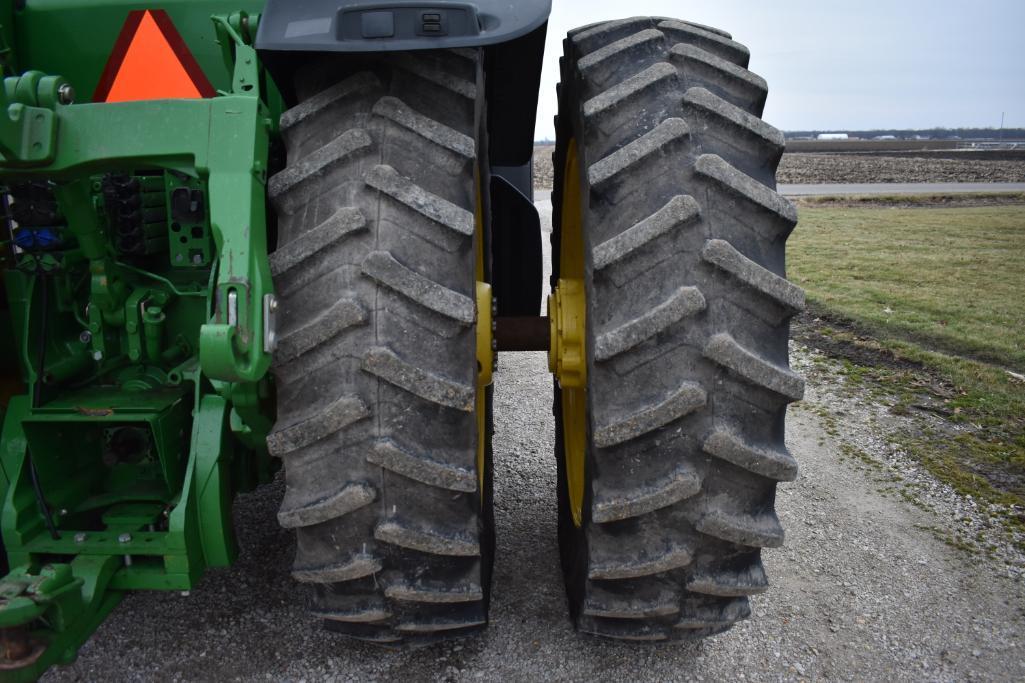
93, 9, 216, 102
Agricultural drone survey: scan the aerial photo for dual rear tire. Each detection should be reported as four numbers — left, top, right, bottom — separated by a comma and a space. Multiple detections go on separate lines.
551, 17, 804, 641
268, 17, 803, 645
267, 49, 492, 644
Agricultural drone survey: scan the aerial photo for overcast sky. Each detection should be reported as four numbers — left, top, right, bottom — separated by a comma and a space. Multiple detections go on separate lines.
534, 0, 1025, 139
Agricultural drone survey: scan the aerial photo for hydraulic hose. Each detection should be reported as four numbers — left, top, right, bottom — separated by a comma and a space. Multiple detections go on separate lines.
29, 274, 60, 540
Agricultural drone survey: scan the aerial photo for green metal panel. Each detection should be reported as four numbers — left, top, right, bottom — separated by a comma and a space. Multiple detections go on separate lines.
8, 1, 266, 99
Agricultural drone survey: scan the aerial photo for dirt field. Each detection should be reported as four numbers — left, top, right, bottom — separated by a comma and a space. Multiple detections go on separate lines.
777, 153, 1025, 184
531, 145, 1025, 188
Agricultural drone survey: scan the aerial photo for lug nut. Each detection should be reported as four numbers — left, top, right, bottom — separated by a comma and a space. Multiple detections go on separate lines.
118, 533, 132, 544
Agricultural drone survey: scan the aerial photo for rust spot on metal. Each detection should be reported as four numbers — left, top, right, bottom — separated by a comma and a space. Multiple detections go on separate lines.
496, 316, 550, 351
75, 407, 114, 417
0, 627, 46, 671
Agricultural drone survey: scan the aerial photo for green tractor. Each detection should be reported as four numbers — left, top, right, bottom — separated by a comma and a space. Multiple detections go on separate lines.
0, 0, 803, 677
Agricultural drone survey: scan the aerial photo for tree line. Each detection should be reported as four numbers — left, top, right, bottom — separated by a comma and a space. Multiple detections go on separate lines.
784, 127, 1025, 140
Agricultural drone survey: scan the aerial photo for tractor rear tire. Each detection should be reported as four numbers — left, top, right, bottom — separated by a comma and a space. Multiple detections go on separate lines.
267, 50, 493, 644
552, 17, 805, 641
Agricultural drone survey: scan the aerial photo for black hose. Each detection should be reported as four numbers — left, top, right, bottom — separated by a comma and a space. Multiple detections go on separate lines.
27, 448, 59, 540
29, 274, 60, 540
31, 274, 48, 408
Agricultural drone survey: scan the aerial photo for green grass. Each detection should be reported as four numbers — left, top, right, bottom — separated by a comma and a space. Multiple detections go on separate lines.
791, 205, 1025, 370
790, 204, 1025, 526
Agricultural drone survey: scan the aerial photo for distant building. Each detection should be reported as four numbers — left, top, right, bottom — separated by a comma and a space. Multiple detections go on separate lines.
816, 133, 849, 140
873, 135, 897, 140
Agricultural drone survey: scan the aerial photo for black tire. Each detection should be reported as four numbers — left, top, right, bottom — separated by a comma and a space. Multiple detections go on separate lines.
266, 50, 493, 644
552, 17, 805, 641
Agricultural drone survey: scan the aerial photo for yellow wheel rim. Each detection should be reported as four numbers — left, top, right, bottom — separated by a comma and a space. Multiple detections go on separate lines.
550, 139, 588, 527
474, 165, 492, 498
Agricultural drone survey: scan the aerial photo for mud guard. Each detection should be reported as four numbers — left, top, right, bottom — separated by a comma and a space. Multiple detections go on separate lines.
491, 174, 542, 316
255, 0, 551, 53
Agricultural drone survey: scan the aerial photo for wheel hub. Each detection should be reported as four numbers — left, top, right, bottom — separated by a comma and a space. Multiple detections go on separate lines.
548, 278, 586, 389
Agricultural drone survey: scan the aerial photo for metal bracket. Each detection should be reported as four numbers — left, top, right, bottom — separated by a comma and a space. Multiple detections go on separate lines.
0, 556, 121, 681
0, 71, 74, 167
548, 278, 586, 388
0, 103, 55, 166
262, 293, 278, 353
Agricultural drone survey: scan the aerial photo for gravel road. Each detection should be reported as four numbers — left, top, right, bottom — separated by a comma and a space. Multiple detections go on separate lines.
46, 202, 1025, 682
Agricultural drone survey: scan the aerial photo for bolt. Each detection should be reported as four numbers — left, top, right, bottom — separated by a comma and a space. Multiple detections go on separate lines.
92, 350, 103, 361
74, 532, 87, 544
192, 254, 202, 264
269, 296, 278, 312
58, 83, 75, 105
118, 533, 132, 544
79, 330, 92, 344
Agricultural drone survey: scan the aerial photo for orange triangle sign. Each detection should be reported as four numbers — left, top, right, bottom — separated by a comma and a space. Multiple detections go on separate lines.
94, 10, 215, 103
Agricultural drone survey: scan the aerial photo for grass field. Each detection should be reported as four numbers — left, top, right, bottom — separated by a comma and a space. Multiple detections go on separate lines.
789, 200, 1025, 525
791, 204, 1025, 370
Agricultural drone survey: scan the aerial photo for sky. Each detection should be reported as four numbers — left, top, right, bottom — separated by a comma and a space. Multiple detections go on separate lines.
534, 0, 1025, 139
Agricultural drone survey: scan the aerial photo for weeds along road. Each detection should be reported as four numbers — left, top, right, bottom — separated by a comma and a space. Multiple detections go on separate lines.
46, 203, 1025, 682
